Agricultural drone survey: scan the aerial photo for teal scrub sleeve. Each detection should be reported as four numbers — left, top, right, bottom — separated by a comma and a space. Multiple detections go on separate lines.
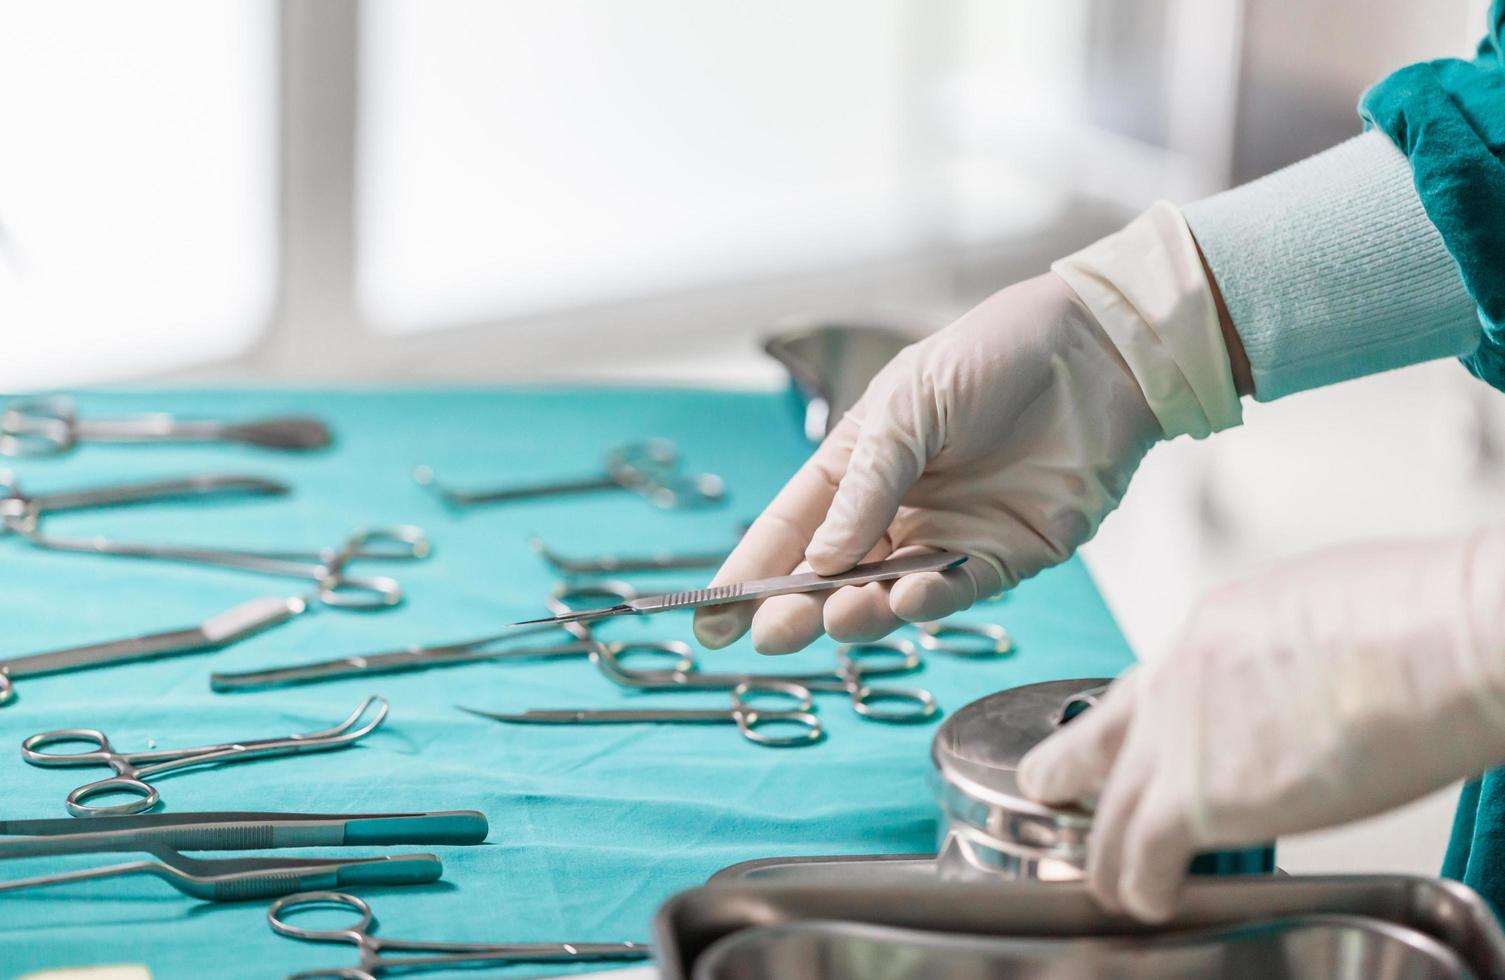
1183, 131, 1478, 401
1361, 0, 1505, 390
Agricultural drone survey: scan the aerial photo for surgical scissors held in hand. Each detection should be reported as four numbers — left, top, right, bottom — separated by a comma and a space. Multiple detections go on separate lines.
460, 679, 824, 747
597, 638, 938, 723
416, 438, 725, 511
511, 551, 969, 628
23, 696, 389, 816
0, 395, 332, 457
269, 890, 651, 980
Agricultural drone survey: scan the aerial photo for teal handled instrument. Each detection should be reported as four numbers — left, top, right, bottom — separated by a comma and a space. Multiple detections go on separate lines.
508, 551, 970, 628
269, 890, 650, 979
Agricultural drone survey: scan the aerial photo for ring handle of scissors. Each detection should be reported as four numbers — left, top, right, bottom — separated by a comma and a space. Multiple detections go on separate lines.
315, 573, 404, 610
66, 775, 161, 816
548, 580, 640, 640
333, 525, 432, 563
606, 440, 726, 510
913, 620, 1012, 658
0, 671, 12, 707
848, 684, 938, 723
836, 639, 922, 677
594, 640, 698, 680
269, 889, 376, 944
730, 681, 824, 746
21, 727, 123, 766
0, 397, 77, 457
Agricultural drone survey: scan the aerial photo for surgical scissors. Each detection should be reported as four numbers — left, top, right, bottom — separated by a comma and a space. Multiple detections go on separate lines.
0, 395, 332, 457
913, 620, 1013, 658
1, 471, 289, 533
210, 624, 694, 692
529, 534, 732, 575
18, 524, 430, 609
596, 638, 938, 723
1, 594, 307, 707
22, 696, 389, 816
459, 679, 825, 747
268, 890, 651, 979
415, 438, 725, 510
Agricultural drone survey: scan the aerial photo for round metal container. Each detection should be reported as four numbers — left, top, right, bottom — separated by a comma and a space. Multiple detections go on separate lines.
931, 677, 1273, 881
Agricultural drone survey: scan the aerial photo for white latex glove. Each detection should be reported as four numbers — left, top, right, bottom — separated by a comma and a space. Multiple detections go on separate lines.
695, 202, 1241, 654
1018, 529, 1505, 922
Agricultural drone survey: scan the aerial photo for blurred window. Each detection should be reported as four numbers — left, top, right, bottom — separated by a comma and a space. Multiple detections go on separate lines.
0, 1, 275, 389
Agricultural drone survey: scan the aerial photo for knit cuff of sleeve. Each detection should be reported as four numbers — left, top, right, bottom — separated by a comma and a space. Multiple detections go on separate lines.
1052, 201, 1242, 440
1183, 131, 1480, 402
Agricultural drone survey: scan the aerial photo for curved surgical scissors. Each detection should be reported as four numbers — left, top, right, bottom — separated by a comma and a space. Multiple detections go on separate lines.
913, 619, 1013, 658
0, 395, 332, 457
268, 890, 650, 980
22, 697, 389, 816
16, 524, 430, 609
459, 679, 824, 747
595, 638, 937, 723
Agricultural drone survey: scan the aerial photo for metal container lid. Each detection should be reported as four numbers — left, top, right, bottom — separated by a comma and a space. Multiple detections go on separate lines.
931, 678, 1111, 867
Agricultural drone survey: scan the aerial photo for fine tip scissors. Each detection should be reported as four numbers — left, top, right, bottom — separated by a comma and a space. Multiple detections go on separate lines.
0, 395, 333, 457
269, 889, 651, 979
458, 679, 825, 747
22, 696, 390, 816
509, 551, 970, 628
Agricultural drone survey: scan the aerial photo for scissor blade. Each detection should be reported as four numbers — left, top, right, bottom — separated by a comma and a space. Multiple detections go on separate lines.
506, 605, 634, 629
625, 551, 972, 615
24, 474, 290, 517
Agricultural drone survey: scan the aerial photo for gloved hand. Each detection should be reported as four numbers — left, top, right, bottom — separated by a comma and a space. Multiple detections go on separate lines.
695, 202, 1242, 654
1017, 528, 1505, 922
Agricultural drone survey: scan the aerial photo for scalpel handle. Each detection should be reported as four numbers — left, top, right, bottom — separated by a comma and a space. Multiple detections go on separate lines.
631, 551, 970, 613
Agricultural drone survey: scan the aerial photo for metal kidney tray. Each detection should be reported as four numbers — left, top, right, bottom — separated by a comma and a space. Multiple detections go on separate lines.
653, 876, 1505, 980
691, 916, 1475, 980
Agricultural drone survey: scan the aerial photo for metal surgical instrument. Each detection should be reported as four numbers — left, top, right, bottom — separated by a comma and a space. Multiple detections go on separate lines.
0, 395, 332, 457
23, 696, 390, 816
268, 890, 651, 979
459, 679, 825, 747
597, 638, 938, 723
1, 472, 289, 533
0, 595, 307, 707
529, 534, 732, 575
511, 551, 969, 628
208, 623, 693, 692
913, 620, 1013, 658
0, 810, 489, 855
415, 438, 725, 510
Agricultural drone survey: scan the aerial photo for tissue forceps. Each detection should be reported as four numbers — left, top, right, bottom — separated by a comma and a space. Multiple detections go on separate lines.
0, 395, 332, 457
459, 679, 824, 747
0, 595, 307, 707
597, 638, 938, 723
22, 696, 389, 816
415, 439, 725, 510
512, 551, 970, 628
269, 890, 651, 979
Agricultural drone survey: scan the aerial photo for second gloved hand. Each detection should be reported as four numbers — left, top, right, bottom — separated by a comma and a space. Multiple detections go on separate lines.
1017, 529, 1505, 922
695, 202, 1242, 654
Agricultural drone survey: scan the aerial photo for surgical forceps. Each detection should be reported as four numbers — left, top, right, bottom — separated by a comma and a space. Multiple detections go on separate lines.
415, 438, 725, 510
0, 395, 332, 457
1, 595, 307, 707
512, 551, 969, 628
460, 679, 824, 747
209, 624, 693, 692
269, 890, 651, 979
597, 638, 938, 723
23, 696, 389, 816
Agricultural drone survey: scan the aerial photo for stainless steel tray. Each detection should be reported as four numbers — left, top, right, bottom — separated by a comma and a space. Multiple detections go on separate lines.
654, 876, 1505, 980
690, 915, 1475, 980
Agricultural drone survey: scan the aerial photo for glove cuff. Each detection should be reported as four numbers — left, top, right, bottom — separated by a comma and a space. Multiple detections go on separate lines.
1052, 201, 1242, 440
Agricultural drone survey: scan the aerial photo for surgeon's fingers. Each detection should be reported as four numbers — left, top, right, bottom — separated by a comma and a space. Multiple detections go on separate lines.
1116, 788, 1194, 923
822, 543, 982, 642
1016, 672, 1140, 806
1084, 738, 1154, 917
694, 416, 860, 649
890, 554, 1003, 622
750, 560, 830, 655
